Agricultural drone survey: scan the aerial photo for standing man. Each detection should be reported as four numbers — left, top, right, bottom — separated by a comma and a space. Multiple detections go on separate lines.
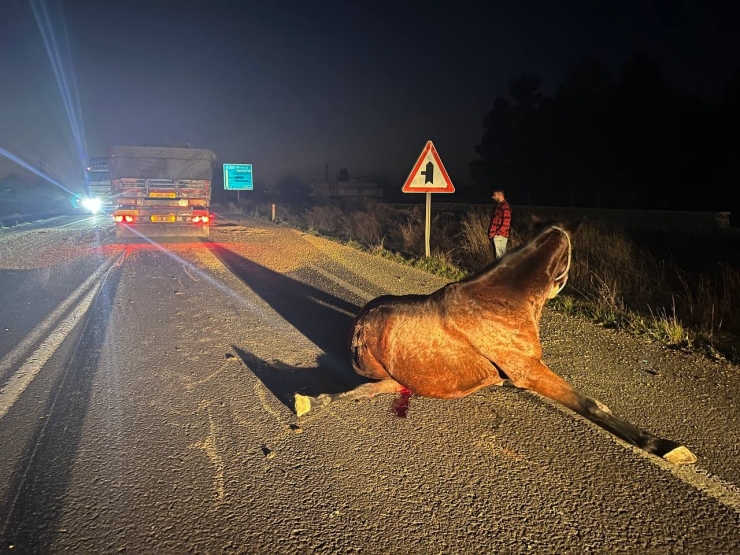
488, 189, 511, 260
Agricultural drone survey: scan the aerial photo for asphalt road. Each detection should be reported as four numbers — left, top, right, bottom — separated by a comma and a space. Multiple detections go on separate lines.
0, 211, 739, 553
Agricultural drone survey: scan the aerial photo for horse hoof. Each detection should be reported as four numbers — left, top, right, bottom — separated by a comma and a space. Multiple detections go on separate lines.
663, 445, 697, 465
295, 394, 312, 417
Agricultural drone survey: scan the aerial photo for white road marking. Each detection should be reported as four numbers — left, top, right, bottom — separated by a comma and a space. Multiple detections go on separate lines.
530, 391, 740, 514
0, 254, 122, 420
54, 215, 101, 228
0, 216, 73, 236
0, 256, 118, 380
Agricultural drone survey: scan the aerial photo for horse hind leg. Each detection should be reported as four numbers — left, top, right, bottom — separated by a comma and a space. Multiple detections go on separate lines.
295, 378, 406, 417
510, 360, 696, 465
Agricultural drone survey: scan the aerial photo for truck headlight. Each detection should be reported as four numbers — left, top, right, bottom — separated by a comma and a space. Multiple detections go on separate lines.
81, 197, 103, 213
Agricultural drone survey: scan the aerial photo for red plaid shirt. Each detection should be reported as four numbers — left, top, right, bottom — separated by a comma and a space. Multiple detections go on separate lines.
488, 200, 511, 239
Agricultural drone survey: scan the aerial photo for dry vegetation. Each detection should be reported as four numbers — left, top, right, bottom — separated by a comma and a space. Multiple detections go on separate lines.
228, 197, 740, 363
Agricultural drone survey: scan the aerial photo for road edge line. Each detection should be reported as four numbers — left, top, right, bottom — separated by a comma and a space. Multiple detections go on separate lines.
0, 254, 123, 420
528, 391, 740, 514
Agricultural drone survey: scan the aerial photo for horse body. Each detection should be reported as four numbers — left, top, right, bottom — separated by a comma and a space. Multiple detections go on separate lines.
295, 222, 697, 466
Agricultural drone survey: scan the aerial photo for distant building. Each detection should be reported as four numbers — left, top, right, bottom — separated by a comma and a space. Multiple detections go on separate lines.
309, 177, 383, 198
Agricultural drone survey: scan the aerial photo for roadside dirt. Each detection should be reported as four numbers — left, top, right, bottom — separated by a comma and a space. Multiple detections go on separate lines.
212, 216, 740, 486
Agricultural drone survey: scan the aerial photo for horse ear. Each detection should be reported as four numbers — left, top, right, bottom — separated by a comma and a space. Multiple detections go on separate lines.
529, 214, 544, 233
565, 220, 583, 235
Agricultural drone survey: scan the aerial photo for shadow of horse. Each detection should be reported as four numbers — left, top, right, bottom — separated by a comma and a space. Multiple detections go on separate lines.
206, 244, 369, 405
232, 347, 356, 409
295, 220, 697, 466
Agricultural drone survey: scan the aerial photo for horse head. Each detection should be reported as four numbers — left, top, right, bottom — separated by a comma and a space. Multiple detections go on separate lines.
480, 218, 581, 304
529, 219, 582, 299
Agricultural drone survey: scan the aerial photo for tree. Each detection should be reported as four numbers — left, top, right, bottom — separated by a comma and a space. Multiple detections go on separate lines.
470, 54, 732, 210
470, 95, 512, 191
470, 74, 548, 204
713, 66, 740, 214
546, 58, 616, 206
337, 168, 349, 182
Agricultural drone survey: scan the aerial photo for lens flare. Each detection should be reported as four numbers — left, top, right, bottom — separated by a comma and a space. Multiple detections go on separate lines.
29, 0, 88, 174
81, 197, 102, 213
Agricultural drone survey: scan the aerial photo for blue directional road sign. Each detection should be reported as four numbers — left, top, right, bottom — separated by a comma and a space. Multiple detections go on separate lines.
223, 164, 253, 190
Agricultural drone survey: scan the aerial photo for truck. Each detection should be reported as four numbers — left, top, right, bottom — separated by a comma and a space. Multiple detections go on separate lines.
108, 146, 217, 238
84, 157, 112, 212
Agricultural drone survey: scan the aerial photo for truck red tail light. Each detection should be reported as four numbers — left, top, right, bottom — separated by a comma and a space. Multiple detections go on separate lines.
201, 215, 210, 223
124, 215, 134, 223
114, 215, 124, 222
192, 215, 210, 223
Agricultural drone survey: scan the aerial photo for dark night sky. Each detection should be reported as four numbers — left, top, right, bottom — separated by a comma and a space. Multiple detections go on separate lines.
1, 0, 739, 192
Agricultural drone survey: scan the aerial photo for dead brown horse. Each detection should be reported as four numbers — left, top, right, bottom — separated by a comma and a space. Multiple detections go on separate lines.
295, 220, 696, 465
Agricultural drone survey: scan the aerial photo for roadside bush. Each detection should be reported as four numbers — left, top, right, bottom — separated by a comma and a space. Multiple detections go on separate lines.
431, 211, 461, 258
306, 205, 347, 235
349, 211, 384, 247
458, 208, 494, 269
390, 206, 424, 256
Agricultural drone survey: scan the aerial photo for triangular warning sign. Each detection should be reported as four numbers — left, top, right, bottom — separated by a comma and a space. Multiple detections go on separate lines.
401, 140, 455, 193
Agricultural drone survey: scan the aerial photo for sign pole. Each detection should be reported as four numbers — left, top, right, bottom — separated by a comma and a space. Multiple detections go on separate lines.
400, 141, 455, 259
425, 191, 431, 258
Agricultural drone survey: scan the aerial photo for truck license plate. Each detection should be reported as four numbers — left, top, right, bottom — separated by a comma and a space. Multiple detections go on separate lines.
151, 215, 176, 222
150, 192, 176, 198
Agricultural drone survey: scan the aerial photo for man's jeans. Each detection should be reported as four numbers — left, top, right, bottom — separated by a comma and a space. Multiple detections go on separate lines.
490, 236, 508, 260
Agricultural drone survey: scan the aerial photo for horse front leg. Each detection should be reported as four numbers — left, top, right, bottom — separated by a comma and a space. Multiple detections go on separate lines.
295, 379, 407, 417
505, 358, 697, 465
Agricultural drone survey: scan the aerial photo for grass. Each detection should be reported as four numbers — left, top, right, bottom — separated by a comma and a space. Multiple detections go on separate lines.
225, 198, 740, 364
366, 244, 467, 281
648, 300, 690, 347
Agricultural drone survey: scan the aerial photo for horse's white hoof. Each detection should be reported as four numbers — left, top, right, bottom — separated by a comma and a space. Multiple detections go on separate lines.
663, 445, 697, 465
295, 394, 311, 417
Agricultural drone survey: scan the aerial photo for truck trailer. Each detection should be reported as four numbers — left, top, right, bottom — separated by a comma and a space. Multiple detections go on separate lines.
108, 146, 216, 238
